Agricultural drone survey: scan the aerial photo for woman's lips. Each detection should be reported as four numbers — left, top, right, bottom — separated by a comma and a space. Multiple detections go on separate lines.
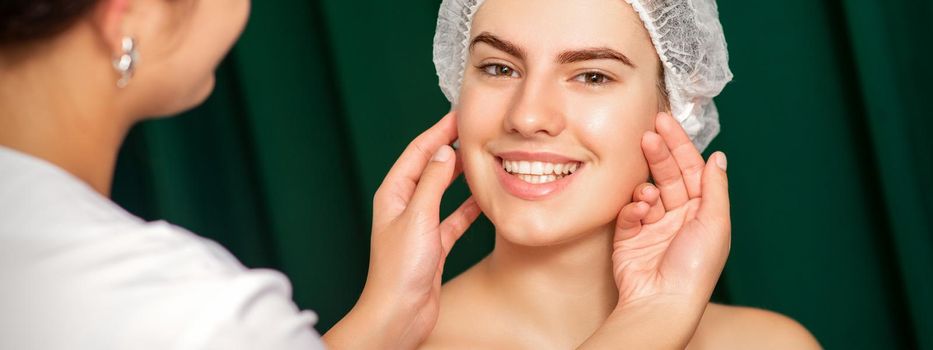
493, 153, 583, 201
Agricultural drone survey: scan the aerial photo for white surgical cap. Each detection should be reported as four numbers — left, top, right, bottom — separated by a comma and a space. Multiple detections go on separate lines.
433, 0, 734, 152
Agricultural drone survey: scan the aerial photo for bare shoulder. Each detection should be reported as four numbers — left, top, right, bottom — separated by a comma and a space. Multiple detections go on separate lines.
419, 276, 481, 350
688, 303, 822, 350
419, 265, 520, 350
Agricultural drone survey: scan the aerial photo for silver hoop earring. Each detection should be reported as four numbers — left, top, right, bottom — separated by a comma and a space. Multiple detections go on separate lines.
112, 37, 138, 88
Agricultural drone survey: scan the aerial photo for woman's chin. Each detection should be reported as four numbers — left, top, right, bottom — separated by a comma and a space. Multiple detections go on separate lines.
149, 75, 217, 118
494, 221, 583, 247
183, 75, 217, 110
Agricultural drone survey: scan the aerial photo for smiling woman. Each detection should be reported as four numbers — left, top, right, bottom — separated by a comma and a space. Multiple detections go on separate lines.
421, 0, 820, 348
455, 0, 664, 247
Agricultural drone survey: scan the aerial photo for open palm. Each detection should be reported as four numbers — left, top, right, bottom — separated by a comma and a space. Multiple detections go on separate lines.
611, 113, 731, 308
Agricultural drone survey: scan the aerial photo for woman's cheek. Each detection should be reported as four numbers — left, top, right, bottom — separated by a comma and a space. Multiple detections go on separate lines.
573, 99, 654, 216
458, 82, 515, 139
457, 100, 488, 148
457, 83, 506, 192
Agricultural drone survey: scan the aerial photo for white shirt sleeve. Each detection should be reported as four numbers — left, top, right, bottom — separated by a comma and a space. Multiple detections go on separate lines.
0, 146, 330, 350
176, 269, 326, 350
135, 225, 327, 350
2, 223, 329, 350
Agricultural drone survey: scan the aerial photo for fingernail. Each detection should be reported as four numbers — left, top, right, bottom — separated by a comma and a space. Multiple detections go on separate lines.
432, 145, 453, 162
715, 152, 727, 171
642, 186, 654, 195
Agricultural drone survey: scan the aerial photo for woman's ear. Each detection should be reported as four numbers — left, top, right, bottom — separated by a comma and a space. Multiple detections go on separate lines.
91, 0, 130, 54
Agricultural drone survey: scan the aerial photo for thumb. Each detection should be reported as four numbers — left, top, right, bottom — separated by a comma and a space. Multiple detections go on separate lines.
696, 151, 730, 234
439, 197, 481, 256
614, 201, 650, 242
407, 145, 457, 218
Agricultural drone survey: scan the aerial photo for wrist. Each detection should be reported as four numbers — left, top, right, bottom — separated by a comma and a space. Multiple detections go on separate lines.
359, 283, 419, 333
614, 293, 707, 314
579, 297, 707, 350
323, 287, 414, 349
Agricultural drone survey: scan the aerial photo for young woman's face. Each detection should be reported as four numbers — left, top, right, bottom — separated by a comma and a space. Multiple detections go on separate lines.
457, 0, 663, 246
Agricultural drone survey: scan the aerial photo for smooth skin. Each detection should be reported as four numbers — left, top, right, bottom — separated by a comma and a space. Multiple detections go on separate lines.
423, 115, 820, 350
421, 0, 821, 348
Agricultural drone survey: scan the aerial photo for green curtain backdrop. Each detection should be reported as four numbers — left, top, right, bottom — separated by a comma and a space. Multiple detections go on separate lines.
111, 0, 932, 348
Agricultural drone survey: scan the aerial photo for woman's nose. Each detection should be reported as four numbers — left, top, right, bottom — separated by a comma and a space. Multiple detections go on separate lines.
503, 78, 566, 138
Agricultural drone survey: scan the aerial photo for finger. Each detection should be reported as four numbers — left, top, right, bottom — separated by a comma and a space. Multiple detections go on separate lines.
615, 201, 650, 241
656, 113, 705, 198
408, 145, 457, 217
632, 183, 663, 224
642, 131, 689, 210
374, 112, 458, 223
450, 147, 464, 186
631, 182, 655, 203
643, 189, 665, 225
437, 147, 465, 195
387, 112, 458, 185
439, 197, 482, 256
696, 152, 731, 234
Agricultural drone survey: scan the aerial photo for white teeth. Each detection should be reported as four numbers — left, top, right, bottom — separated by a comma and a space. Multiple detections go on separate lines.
531, 162, 543, 175
512, 174, 561, 184
502, 158, 582, 183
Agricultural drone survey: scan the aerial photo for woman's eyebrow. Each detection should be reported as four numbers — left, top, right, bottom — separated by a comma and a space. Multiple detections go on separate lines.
557, 48, 636, 68
469, 32, 526, 60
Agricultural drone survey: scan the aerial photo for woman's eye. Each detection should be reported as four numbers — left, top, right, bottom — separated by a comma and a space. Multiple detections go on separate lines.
481, 64, 519, 78
575, 72, 611, 85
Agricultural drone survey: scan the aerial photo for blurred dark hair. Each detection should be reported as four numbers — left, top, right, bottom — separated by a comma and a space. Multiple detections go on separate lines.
0, 0, 100, 45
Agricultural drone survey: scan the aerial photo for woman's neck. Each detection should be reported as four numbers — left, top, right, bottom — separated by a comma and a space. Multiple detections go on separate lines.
0, 34, 132, 197
479, 224, 619, 344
